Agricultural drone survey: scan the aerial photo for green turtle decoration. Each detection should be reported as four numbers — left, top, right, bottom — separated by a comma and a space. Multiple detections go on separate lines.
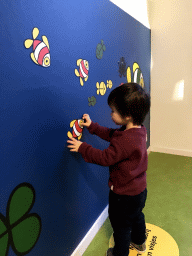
96, 40, 106, 59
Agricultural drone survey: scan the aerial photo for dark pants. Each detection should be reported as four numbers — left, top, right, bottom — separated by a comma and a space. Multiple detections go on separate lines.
108, 188, 147, 256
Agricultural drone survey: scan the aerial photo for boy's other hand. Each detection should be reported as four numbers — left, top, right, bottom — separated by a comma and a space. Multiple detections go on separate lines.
67, 137, 83, 152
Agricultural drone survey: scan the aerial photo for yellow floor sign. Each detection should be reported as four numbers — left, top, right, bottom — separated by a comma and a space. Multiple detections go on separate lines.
109, 223, 179, 256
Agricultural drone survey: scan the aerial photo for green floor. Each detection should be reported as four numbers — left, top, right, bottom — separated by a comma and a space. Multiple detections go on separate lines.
83, 152, 192, 256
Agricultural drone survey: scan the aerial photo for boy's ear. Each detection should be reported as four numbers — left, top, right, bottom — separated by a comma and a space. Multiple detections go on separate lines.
125, 116, 132, 121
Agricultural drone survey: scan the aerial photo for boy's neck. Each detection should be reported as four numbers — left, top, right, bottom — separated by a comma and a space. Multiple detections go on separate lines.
125, 123, 141, 130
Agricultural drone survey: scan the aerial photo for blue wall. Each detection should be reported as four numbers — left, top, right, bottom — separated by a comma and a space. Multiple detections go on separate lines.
0, 0, 151, 255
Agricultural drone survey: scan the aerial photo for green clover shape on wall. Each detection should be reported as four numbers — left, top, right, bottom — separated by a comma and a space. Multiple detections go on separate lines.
0, 183, 42, 256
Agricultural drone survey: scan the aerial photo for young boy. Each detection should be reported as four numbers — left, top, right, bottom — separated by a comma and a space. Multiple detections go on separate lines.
67, 83, 150, 256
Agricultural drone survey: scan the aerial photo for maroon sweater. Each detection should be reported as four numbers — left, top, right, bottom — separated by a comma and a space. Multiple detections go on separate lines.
78, 121, 148, 196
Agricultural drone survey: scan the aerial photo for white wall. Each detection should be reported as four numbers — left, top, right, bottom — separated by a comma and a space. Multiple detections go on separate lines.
111, 0, 192, 157
110, 0, 150, 29
147, 0, 192, 157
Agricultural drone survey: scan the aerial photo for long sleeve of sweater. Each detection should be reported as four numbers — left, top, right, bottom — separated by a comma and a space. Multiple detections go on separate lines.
78, 121, 136, 166
86, 121, 117, 142
78, 135, 133, 166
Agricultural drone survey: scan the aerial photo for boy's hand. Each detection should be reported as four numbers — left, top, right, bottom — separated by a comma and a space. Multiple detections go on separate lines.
67, 137, 83, 152
81, 114, 92, 127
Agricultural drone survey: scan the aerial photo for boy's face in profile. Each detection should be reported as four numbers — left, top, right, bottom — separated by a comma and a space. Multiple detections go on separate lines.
110, 105, 141, 130
110, 105, 128, 126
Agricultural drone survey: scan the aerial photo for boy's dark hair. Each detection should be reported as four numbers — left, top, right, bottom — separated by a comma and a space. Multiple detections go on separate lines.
107, 83, 151, 126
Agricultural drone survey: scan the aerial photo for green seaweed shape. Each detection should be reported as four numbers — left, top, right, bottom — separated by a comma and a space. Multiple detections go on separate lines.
0, 183, 41, 256
96, 40, 106, 59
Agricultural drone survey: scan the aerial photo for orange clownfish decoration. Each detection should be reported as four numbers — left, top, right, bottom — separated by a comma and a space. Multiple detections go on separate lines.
75, 59, 89, 86
24, 27, 50, 67
67, 119, 84, 140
